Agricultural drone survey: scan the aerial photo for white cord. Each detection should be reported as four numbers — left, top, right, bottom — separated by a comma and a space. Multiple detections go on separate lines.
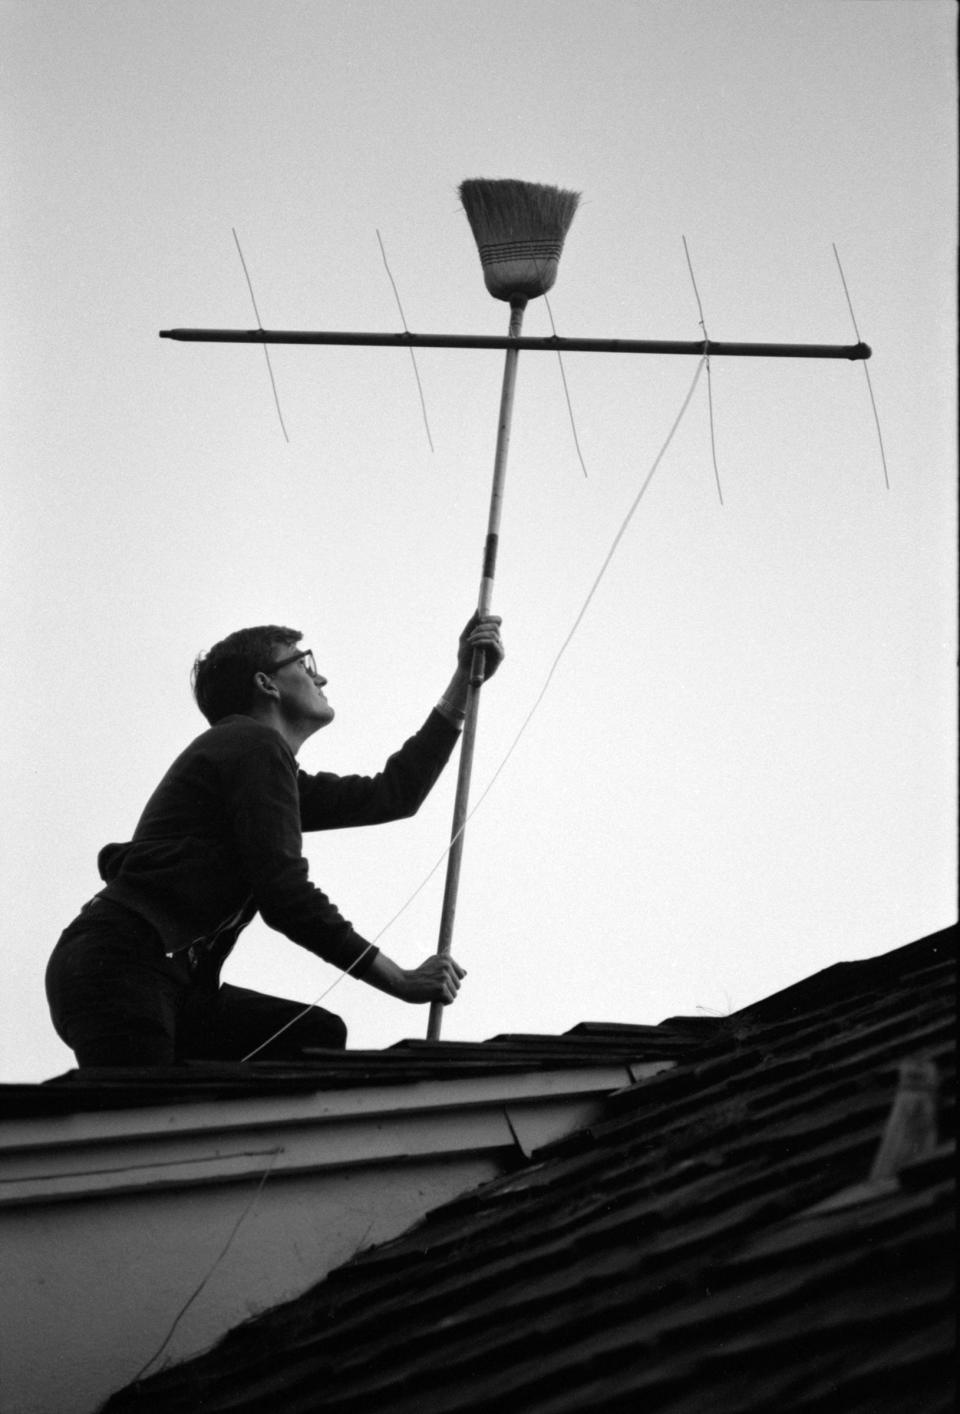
682, 236, 723, 505
129, 1148, 281, 1378
832, 243, 889, 491
241, 355, 707, 1061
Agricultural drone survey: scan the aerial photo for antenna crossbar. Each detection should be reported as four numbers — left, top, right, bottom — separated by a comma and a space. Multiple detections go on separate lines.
160, 328, 870, 360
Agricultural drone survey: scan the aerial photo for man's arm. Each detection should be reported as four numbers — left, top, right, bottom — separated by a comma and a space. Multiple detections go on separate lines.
296, 713, 459, 831
434, 612, 504, 726
357, 615, 500, 1005
221, 727, 379, 976
243, 614, 501, 1005
297, 614, 504, 830
362, 951, 466, 1005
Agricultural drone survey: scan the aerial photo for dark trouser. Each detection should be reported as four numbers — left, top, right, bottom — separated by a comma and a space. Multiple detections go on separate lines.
45, 898, 347, 1067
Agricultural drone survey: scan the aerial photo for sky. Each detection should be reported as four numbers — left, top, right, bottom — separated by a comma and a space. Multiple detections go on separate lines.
1, 0, 956, 1084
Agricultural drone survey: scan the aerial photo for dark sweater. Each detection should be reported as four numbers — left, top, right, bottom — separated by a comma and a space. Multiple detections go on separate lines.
96, 710, 460, 977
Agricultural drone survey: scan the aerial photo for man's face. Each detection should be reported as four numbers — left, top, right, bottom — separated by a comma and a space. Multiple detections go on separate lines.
268, 647, 335, 729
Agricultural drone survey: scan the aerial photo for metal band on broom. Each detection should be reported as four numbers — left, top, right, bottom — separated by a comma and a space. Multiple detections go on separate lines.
427, 178, 580, 1041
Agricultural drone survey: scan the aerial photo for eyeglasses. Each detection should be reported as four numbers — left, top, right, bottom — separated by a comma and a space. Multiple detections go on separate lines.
267, 649, 318, 678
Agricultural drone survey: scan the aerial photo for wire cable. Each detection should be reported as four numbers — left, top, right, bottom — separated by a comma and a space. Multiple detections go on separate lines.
232, 229, 290, 443
376, 229, 434, 453
240, 355, 707, 1061
128, 1148, 282, 1383
682, 236, 723, 505
542, 289, 589, 478
832, 243, 890, 490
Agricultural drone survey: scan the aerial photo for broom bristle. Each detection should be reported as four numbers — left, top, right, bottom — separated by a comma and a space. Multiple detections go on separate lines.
459, 179, 580, 245
459, 178, 581, 302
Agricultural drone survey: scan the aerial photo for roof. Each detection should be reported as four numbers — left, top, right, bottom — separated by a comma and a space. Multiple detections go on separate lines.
2, 1042, 684, 1414
0, 1020, 701, 1118
102, 924, 956, 1414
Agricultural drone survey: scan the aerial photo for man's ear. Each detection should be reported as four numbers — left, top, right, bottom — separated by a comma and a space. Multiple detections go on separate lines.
252, 671, 278, 699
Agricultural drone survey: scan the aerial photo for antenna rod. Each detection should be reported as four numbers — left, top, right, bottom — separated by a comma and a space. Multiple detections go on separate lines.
160, 328, 870, 360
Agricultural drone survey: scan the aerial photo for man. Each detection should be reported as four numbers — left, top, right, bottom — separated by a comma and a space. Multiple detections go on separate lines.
45, 613, 504, 1066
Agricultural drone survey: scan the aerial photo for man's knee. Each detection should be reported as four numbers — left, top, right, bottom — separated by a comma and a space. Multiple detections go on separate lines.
204, 986, 348, 1058
312, 1008, 347, 1050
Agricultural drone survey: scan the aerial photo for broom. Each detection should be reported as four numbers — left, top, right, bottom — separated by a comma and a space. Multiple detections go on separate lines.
428, 178, 580, 1041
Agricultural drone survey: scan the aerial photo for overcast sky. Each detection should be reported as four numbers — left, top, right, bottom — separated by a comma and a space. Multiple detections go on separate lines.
2, 0, 956, 1083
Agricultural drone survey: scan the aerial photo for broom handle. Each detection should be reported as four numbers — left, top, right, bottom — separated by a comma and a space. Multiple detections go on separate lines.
427, 298, 527, 1041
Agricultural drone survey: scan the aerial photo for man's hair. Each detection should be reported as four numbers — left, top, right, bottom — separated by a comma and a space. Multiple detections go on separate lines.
192, 625, 302, 724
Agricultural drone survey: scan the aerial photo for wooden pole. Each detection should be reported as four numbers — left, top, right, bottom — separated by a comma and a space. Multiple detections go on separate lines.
160, 328, 871, 360
427, 298, 527, 1042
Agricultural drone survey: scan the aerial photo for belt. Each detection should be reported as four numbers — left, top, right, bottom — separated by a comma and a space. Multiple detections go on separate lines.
81, 895, 164, 949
